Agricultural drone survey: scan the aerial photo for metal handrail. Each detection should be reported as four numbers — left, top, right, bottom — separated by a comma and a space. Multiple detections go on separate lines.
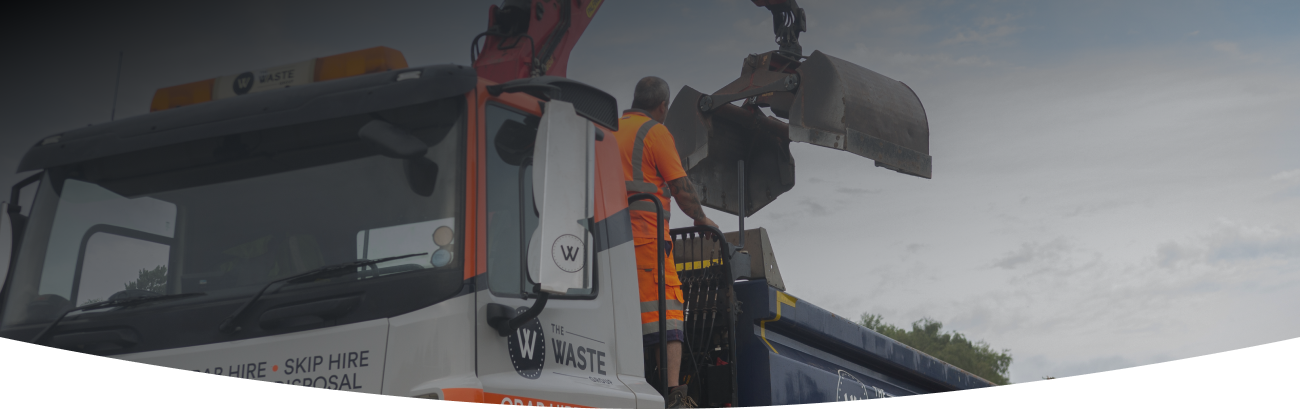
668, 224, 741, 407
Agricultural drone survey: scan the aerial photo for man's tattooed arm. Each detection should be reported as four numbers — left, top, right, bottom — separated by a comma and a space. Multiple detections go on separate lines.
668, 176, 718, 228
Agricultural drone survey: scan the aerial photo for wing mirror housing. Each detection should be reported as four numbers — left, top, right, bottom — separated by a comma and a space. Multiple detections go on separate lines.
486, 100, 596, 337
528, 100, 596, 295
359, 119, 429, 159
359, 120, 439, 196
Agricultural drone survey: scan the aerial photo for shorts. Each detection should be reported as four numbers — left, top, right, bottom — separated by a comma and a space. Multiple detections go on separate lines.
635, 237, 686, 346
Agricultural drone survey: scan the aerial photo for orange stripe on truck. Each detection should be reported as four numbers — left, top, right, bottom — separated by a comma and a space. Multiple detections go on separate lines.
485, 392, 591, 407
441, 387, 485, 402
440, 388, 590, 407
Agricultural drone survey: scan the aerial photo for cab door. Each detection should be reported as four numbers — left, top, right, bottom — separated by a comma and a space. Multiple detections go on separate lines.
474, 98, 638, 408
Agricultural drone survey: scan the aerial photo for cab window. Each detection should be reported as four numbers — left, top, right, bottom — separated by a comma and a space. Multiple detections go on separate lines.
485, 104, 541, 297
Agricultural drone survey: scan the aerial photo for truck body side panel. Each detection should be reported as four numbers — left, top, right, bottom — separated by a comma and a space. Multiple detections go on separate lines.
115, 318, 390, 393
381, 293, 479, 397
733, 280, 993, 406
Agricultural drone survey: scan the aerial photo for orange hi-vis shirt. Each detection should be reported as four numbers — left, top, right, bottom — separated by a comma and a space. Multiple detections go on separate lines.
615, 109, 688, 239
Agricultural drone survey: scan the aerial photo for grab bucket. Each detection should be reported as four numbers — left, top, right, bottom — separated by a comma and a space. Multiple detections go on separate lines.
664, 50, 930, 216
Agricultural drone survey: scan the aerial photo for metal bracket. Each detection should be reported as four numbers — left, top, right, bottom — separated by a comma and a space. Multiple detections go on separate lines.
755, 0, 807, 57
698, 73, 799, 112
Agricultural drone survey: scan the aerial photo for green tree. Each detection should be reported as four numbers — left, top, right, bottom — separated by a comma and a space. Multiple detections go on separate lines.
124, 265, 168, 294
78, 265, 169, 306
859, 313, 1013, 385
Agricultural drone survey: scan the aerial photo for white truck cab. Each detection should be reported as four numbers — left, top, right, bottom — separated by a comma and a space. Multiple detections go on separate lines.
1, 50, 657, 407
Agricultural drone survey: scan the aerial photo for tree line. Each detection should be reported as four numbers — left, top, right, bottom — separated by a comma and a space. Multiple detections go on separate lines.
858, 313, 1012, 385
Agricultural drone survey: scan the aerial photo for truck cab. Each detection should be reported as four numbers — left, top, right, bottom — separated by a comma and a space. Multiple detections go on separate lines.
0, 49, 660, 407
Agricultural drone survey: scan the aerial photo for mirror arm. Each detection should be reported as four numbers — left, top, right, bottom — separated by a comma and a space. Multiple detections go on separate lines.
5, 172, 43, 270
6, 172, 42, 244
487, 283, 551, 337
2, 172, 44, 318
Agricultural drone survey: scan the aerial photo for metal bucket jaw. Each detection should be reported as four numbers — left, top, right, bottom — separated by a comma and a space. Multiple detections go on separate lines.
788, 51, 931, 179
666, 85, 796, 216
664, 50, 930, 216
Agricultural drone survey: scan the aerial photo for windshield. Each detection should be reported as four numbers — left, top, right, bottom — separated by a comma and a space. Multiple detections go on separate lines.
2, 102, 464, 330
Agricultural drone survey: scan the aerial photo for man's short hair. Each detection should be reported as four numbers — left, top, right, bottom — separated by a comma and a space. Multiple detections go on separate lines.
631, 76, 670, 110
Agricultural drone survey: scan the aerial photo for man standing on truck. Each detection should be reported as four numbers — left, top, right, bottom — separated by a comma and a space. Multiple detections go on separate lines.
616, 76, 718, 408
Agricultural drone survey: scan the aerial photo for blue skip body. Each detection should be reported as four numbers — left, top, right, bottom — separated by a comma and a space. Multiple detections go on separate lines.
732, 280, 994, 405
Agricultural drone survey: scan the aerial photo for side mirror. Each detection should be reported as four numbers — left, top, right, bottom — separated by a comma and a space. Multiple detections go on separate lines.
359, 120, 439, 196
359, 120, 428, 159
529, 100, 595, 295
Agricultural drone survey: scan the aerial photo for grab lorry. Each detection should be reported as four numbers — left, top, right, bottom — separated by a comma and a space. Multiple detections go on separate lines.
0, 1, 991, 406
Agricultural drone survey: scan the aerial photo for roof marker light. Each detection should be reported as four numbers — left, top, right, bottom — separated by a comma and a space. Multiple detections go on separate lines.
149, 46, 409, 112
396, 70, 422, 81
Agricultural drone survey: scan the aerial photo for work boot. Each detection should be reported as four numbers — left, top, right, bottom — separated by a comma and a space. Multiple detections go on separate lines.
666, 385, 697, 408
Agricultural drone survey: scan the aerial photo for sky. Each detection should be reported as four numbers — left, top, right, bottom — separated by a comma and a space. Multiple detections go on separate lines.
3, 0, 1300, 384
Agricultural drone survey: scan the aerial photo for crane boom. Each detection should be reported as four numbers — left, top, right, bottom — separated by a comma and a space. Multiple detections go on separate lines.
471, 0, 605, 83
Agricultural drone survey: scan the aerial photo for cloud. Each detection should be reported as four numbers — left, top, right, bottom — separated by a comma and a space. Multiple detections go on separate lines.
815, 0, 934, 41
898, 243, 927, 261
1202, 220, 1300, 264
1206, 40, 1264, 63
836, 187, 881, 195
1266, 170, 1300, 201
940, 14, 1023, 46
1018, 354, 1158, 381
1153, 219, 1300, 269
799, 198, 829, 216
852, 44, 998, 70
1271, 169, 1300, 183
1062, 200, 1132, 218
1209, 40, 1240, 54
992, 237, 1071, 270
1155, 241, 1195, 269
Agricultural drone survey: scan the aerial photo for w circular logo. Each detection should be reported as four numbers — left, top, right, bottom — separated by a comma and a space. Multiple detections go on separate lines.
551, 234, 584, 273
232, 72, 255, 95
506, 307, 546, 379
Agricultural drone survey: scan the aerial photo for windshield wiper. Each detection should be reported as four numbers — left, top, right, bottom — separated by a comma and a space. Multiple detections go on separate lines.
32, 292, 206, 345
217, 252, 427, 334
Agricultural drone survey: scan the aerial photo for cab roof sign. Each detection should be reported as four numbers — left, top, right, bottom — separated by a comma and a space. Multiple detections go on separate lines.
150, 46, 408, 112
